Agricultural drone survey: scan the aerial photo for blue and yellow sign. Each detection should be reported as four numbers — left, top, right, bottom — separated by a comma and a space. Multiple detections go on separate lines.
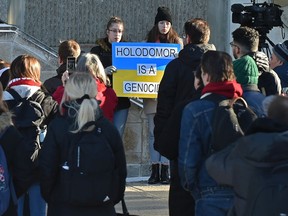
112, 42, 180, 98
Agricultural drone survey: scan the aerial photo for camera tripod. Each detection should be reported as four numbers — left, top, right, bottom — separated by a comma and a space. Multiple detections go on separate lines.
258, 32, 275, 59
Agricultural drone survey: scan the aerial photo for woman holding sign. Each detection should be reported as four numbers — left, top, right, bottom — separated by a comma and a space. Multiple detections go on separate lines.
143, 6, 183, 185
90, 16, 130, 139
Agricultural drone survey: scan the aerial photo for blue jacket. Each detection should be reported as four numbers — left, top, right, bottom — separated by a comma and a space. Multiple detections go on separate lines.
178, 94, 219, 198
242, 84, 266, 117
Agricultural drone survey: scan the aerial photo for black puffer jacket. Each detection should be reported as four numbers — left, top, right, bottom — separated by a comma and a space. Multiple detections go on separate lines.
4, 87, 58, 192
154, 43, 215, 149
90, 38, 130, 111
206, 118, 288, 216
39, 105, 127, 216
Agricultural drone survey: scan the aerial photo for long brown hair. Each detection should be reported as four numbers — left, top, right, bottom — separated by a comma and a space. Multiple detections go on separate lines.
146, 25, 181, 44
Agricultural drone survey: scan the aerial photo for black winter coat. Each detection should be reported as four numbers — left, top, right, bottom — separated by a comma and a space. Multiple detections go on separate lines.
43, 63, 67, 95
154, 43, 215, 149
4, 87, 58, 194
39, 107, 127, 216
206, 118, 288, 216
155, 87, 202, 159
90, 38, 130, 111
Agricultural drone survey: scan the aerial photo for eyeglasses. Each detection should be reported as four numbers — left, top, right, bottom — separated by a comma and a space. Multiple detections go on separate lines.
108, 29, 123, 34
229, 42, 239, 48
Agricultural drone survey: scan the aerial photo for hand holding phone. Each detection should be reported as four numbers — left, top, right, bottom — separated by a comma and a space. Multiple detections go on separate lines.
62, 70, 69, 86
66, 56, 76, 73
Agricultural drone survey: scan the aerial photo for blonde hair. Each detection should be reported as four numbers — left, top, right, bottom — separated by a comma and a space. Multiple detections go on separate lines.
76, 53, 110, 86
60, 72, 100, 133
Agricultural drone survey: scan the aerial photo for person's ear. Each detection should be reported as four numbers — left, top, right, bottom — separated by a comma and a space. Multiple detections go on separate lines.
58, 57, 63, 64
187, 35, 191, 44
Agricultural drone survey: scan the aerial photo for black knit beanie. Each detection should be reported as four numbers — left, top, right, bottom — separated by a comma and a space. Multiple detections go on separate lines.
154, 7, 172, 25
273, 40, 288, 63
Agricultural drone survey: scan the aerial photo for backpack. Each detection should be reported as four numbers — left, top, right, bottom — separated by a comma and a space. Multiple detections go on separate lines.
204, 94, 257, 153
60, 120, 116, 207
245, 163, 288, 216
6, 89, 45, 166
0, 145, 16, 215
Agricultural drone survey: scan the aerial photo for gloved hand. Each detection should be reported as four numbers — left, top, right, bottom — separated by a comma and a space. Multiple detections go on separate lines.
104, 65, 117, 75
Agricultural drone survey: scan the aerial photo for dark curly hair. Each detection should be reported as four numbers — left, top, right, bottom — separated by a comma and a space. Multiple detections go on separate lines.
232, 27, 259, 53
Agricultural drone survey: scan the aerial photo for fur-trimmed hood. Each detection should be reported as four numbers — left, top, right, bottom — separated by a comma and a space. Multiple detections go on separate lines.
0, 112, 13, 133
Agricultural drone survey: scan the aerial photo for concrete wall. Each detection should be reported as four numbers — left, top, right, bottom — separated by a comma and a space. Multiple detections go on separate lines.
5, 0, 208, 48
0, 1, 8, 23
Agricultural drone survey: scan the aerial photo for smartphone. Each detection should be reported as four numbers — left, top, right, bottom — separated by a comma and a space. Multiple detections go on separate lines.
66, 56, 76, 73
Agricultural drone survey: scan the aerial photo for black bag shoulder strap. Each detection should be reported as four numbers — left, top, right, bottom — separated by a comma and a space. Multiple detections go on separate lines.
7, 88, 42, 102
7, 88, 22, 101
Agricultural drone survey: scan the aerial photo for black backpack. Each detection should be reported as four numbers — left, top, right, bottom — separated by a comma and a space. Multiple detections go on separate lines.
60, 120, 117, 207
6, 89, 45, 166
245, 163, 288, 216
204, 94, 257, 153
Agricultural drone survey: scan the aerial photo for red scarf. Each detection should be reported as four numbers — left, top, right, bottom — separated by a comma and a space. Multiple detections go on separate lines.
7, 78, 41, 88
202, 80, 243, 98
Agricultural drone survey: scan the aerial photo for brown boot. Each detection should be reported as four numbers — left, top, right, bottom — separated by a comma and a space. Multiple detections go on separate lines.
148, 164, 160, 184
160, 164, 170, 184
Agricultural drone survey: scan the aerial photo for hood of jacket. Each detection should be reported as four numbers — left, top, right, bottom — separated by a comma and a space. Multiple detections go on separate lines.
0, 112, 13, 134
178, 43, 216, 68
237, 118, 288, 166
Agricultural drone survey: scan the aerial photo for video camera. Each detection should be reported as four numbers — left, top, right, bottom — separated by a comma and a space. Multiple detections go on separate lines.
231, 0, 283, 50
231, 1, 283, 30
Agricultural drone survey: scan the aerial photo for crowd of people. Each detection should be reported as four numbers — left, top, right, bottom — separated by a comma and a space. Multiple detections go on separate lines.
0, 5, 288, 216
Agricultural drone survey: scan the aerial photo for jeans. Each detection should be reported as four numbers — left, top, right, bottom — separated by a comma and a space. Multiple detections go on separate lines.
147, 113, 169, 164
17, 183, 46, 216
113, 108, 129, 138
195, 188, 234, 216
